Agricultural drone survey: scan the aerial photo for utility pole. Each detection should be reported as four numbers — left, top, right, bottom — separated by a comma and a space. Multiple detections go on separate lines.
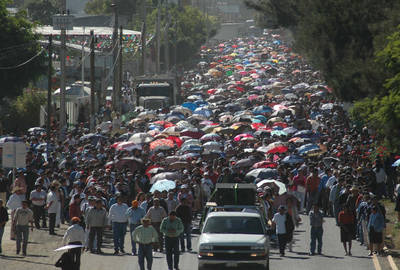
111, 2, 119, 112
164, 0, 170, 73
60, 0, 67, 138
118, 25, 123, 113
90, 30, 95, 131
81, 26, 85, 90
155, 0, 161, 74
47, 35, 52, 146
174, 20, 177, 77
140, 3, 147, 75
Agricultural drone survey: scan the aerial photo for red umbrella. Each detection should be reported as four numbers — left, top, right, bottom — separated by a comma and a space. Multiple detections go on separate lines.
273, 122, 288, 128
150, 139, 175, 151
167, 136, 183, 148
207, 89, 217, 95
152, 121, 175, 128
257, 142, 288, 154
252, 161, 278, 169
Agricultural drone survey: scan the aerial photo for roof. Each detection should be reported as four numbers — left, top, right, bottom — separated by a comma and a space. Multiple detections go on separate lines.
34, 26, 141, 36
206, 211, 261, 218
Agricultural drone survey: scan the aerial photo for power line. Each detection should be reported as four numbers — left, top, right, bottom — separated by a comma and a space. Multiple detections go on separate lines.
0, 48, 45, 70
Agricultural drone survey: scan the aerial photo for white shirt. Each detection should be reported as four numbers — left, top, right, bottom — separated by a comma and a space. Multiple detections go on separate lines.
108, 203, 129, 223
30, 190, 47, 206
325, 176, 337, 189
47, 191, 59, 214
62, 224, 85, 245
272, 212, 287, 234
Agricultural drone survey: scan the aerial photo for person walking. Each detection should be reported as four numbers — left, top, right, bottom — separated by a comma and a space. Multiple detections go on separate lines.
146, 198, 167, 252
13, 200, 34, 256
6, 188, 22, 240
132, 217, 159, 270
62, 216, 85, 270
176, 197, 192, 252
166, 192, 178, 214
272, 205, 288, 257
108, 195, 129, 255
368, 206, 385, 256
46, 184, 60, 235
306, 169, 320, 214
30, 184, 47, 229
338, 205, 355, 256
126, 200, 146, 255
86, 199, 108, 254
160, 211, 184, 270
309, 204, 324, 255
0, 199, 9, 253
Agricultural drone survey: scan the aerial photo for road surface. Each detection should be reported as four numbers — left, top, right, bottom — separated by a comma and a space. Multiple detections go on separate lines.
1, 213, 375, 270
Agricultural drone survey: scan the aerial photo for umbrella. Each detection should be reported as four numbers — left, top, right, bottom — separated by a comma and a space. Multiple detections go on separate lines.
234, 158, 257, 168
281, 155, 304, 164
294, 130, 313, 138
169, 161, 190, 170
297, 143, 320, 155
245, 168, 278, 182
234, 133, 254, 142
181, 139, 201, 148
115, 141, 142, 151
55, 244, 84, 252
200, 133, 222, 142
256, 179, 287, 195
149, 139, 175, 151
138, 111, 157, 120
219, 114, 233, 123
252, 161, 278, 169
162, 126, 182, 136
182, 102, 197, 111
194, 108, 213, 118
151, 172, 181, 184
180, 144, 203, 153
203, 141, 223, 152
176, 121, 194, 130
115, 157, 143, 172
283, 127, 298, 134
28, 127, 46, 134
129, 133, 154, 144
258, 142, 288, 154
392, 159, 400, 167
173, 106, 193, 116
79, 133, 105, 144
270, 130, 287, 137
321, 103, 334, 110
150, 180, 176, 193
148, 167, 165, 174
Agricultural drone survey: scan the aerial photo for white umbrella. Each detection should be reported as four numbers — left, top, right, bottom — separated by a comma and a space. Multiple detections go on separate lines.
54, 244, 84, 252
129, 133, 154, 144
256, 179, 287, 195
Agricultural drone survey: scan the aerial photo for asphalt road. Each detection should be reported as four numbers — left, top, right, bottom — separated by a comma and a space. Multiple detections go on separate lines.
1, 214, 375, 270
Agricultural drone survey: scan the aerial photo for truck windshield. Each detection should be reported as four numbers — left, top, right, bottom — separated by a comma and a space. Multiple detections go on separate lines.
137, 85, 172, 97
203, 216, 264, 234
144, 100, 165, 110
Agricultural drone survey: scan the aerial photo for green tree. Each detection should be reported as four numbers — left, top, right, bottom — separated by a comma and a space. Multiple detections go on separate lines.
0, 0, 47, 99
85, 0, 138, 18
24, 0, 59, 25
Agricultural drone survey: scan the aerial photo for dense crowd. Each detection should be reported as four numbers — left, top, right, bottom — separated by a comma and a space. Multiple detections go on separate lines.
0, 29, 399, 270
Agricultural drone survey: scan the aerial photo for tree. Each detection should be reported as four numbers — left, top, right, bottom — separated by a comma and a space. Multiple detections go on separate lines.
0, 0, 47, 99
247, 0, 400, 101
24, 0, 60, 25
85, 0, 137, 18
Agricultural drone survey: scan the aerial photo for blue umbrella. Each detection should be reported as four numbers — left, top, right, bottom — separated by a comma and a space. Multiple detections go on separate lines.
194, 108, 212, 118
253, 105, 272, 114
294, 130, 313, 138
166, 111, 185, 120
182, 102, 197, 111
282, 155, 304, 164
150, 180, 176, 193
392, 159, 400, 167
180, 144, 203, 153
254, 115, 267, 123
297, 143, 320, 154
283, 127, 297, 134
194, 100, 209, 107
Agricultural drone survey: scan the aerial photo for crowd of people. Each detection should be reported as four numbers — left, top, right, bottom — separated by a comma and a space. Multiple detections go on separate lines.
0, 29, 399, 270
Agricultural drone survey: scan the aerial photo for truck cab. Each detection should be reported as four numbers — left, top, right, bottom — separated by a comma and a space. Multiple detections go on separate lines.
138, 96, 171, 110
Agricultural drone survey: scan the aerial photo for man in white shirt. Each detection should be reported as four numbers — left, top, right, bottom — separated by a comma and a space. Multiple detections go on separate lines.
108, 196, 128, 254
63, 217, 85, 270
30, 184, 47, 229
46, 185, 59, 235
146, 198, 167, 252
272, 205, 288, 256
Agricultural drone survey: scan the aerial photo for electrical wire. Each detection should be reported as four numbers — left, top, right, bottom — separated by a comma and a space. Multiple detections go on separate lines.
0, 48, 45, 70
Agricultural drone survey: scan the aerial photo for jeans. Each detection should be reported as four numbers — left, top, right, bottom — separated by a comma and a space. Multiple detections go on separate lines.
32, 205, 46, 228
138, 243, 153, 270
310, 226, 323, 253
306, 191, 319, 213
130, 223, 140, 253
16, 225, 29, 253
152, 222, 163, 251
0, 226, 4, 250
112, 222, 127, 251
179, 223, 192, 251
357, 221, 364, 244
277, 233, 287, 255
89, 227, 103, 252
48, 212, 56, 234
165, 236, 180, 270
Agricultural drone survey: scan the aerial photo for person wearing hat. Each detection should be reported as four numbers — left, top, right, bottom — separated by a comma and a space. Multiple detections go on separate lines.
108, 195, 129, 255
62, 216, 85, 270
126, 200, 146, 255
309, 204, 324, 255
29, 184, 47, 229
132, 217, 158, 270
272, 205, 289, 256
13, 200, 34, 256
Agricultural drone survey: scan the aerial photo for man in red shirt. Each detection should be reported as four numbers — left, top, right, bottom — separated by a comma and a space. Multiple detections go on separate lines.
306, 168, 320, 214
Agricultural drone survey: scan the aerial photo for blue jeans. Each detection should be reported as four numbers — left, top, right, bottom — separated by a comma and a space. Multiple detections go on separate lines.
112, 222, 127, 252
310, 226, 323, 254
165, 236, 180, 270
130, 223, 140, 253
179, 223, 192, 251
138, 243, 153, 270
0, 226, 4, 250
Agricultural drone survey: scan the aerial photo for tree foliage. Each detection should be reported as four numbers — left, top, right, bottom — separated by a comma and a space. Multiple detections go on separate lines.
247, 0, 400, 101
0, 0, 47, 99
24, 0, 59, 25
85, 0, 138, 18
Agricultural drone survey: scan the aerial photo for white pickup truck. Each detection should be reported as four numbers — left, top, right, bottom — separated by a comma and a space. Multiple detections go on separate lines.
197, 211, 270, 270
